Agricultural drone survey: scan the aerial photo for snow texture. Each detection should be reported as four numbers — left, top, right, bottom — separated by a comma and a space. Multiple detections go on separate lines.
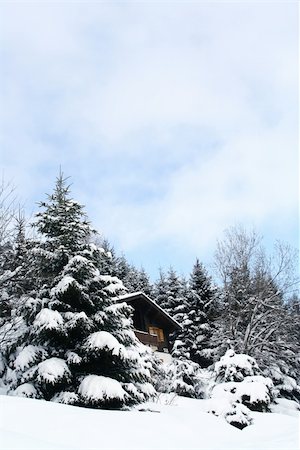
99, 275, 125, 294
33, 309, 63, 331
0, 395, 299, 450
215, 349, 259, 382
51, 276, 79, 296
0, 353, 5, 376
52, 391, 79, 405
11, 383, 38, 399
65, 312, 91, 330
14, 346, 47, 371
85, 331, 124, 356
211, 377, 273, 406
66, 351, 82, 365
37, 358, 71, 384
206, 397, 253, 428
78, 375, 126, 402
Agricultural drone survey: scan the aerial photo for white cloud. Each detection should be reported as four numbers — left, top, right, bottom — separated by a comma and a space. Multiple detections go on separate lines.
0, 2, 298, 272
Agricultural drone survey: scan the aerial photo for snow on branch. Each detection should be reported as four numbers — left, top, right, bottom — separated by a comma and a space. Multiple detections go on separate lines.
84, 331, 125, 357
78, 375, 127, 403
33, 308, 63, 332
37, 358, 71, 385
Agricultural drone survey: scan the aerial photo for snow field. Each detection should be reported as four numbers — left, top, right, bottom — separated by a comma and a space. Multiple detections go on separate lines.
0, 395, 299, 450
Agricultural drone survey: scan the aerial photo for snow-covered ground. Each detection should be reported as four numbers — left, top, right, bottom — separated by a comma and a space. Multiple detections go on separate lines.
0, 394, 299, 450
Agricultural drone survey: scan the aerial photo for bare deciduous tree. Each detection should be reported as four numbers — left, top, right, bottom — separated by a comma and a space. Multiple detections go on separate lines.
213, 225, 299, 365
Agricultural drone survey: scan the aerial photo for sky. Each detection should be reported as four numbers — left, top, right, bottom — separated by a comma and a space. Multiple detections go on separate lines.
0, 1, 298, 279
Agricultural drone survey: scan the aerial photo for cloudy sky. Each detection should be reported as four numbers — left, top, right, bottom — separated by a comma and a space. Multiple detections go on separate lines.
0, 1, 298, 278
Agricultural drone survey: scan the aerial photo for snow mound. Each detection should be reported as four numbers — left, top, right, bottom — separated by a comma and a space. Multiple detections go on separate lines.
78, 375, 126, 402
33, 309, 63, 331
270, 398, 300, 417
85, 331, 124, 356
12, 383, 38, 399
1, 395, 299, 450
211, 376, 274, 412
37, 358, 71, 384
207, 397, 253, 429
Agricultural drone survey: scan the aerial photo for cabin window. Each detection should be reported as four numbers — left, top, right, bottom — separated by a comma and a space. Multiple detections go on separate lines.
148, 326, 165, 342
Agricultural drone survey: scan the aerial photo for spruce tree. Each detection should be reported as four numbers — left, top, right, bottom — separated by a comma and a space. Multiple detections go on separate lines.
153, 269, 169, 309
1, 173, 155, 408
173, 260, 216, 367
161, 267, 187, 320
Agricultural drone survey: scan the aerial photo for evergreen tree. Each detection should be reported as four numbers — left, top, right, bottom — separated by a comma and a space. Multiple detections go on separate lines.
0, 211, 33, 320
161, 267, 187, 320
114, 254, 132, 282
135, 267, 153, 297
172, 260, 217, 367
153, 269, 169, 309
1, 173, 155, 408
114, 257, 153, 297
122, 264, 140, 293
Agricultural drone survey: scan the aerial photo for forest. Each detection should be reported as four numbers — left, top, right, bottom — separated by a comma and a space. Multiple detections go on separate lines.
0, 173, 299, 430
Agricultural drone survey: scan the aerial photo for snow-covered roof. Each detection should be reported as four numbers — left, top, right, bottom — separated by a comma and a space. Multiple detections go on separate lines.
115, 291, 181, 330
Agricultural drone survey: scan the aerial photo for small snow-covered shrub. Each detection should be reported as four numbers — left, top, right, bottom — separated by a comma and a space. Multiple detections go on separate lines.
211, 375, 275, 412
11, 382, 38, 399
209, 350, 278, 428
155, 358, 206, 399
223, 402, 252, 429
270, 397, 300, 416
214, 349, 259, 382
207, 398, 253, 430
66, 351, 82, 366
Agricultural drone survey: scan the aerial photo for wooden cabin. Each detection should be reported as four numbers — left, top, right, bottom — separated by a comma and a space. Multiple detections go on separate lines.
116, 292, 181, 359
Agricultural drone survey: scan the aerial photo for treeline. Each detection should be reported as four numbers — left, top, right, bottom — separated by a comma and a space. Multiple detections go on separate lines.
100, 225, 300, 402
0, 174, 299, 417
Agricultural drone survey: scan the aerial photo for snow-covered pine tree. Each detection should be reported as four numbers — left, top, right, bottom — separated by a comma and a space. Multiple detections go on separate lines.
89, 237, 118, 277
1, 173, 155, 408
135, 267, 153, 297
114, 254, 132, 283
173, 260, 216, 367
0, 210, 33, 343
158, 268, 187, 319
153, 268, 187, 350
153, 269, 169, 310
114, 257, 153, 297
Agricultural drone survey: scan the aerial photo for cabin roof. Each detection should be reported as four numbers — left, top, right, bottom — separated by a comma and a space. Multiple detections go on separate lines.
115, 291, 181, 330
